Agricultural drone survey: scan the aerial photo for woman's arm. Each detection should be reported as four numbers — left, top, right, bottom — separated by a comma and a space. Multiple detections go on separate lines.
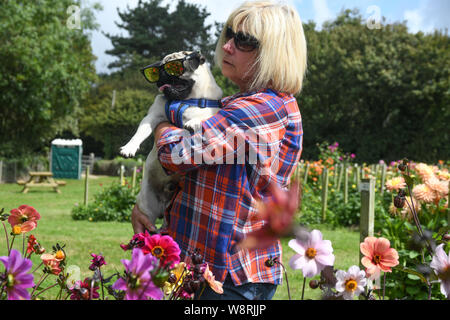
155, 93, 291, 176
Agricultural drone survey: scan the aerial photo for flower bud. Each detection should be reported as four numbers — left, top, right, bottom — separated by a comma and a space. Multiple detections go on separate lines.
309, 280, 320, 289
393, 195, 406, 209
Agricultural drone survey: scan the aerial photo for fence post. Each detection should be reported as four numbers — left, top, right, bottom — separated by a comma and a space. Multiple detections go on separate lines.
84, 166, 89, 206
344, 165, 349, 204
336, 163, 344, 192
359, 178, 376, 294
380, 163, 387, 195
321, 167, 329, 222
303, 163, 310, 186
355, 165, 361, 188
131, 166, 137, 191
120, 165, 125, 185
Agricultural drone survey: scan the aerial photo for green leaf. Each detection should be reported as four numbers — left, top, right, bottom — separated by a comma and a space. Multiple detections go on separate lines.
395, 265, 428, 285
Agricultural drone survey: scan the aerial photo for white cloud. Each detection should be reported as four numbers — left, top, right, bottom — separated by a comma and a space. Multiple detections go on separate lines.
312, 0, 333, 28
403, 0, 450, 34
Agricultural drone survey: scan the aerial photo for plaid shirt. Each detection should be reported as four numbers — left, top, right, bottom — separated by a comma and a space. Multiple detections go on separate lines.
157, 88, 303, 285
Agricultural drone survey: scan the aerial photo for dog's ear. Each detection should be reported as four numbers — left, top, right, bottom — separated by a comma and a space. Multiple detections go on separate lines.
186, 51, 205, 71
199, 54, 206, 65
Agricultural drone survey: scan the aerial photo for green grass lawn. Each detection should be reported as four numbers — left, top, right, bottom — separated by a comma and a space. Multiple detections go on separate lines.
0, 175, 360, 300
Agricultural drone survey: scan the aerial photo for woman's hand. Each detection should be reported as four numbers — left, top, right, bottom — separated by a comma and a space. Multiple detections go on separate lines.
154, 121, 173, 142
131, 204, 157, 234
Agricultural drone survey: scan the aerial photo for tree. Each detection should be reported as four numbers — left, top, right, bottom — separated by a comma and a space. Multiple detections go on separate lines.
104, 0, 216, 70
298, 9, 449, 163
0, 0, 101, 157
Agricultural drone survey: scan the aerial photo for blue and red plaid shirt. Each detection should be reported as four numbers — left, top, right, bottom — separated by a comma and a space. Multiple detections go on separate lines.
157, 88, 303, 285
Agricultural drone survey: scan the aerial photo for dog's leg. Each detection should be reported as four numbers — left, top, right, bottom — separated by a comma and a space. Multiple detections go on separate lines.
120, 95, 168, 157
183, 107, 222, 132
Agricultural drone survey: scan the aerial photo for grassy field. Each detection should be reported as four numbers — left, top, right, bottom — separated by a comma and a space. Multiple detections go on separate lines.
0, 175, 360, 300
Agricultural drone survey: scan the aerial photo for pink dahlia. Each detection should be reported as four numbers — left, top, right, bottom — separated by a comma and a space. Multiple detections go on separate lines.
0, 249, 34, 300
288, 229, 335, 278
360, 237, 399, 280
112, 248, 163, 300
143, 234, 180, 267
430, 244, 450, 298
120, 231, 149, 251
8, 205, 41, 232
69, 277, 100, 300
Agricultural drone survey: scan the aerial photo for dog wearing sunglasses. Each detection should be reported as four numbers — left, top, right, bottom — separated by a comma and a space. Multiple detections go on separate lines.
120, 51, 222, 229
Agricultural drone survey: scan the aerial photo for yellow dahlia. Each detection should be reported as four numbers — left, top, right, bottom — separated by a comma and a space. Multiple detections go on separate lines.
401, 196, 421, 220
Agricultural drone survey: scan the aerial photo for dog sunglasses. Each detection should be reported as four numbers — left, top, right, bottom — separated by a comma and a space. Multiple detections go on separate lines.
141, 52, 201, 83
225, 26, 260, 52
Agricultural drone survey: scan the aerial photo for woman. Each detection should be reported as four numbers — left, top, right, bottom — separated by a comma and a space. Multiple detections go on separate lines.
131, 1, 307, 300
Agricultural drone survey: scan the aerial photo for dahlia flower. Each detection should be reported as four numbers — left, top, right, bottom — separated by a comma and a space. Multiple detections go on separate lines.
89, 253, 107, 271
164, 262, 188, 295
360, 237, 399, 280
40, 253, 63, 275
0, 249, 34, 300
143, 233, 180, 267
203, 264, 224, 294
335, 265, 367, 300
8, 205, 41, 233
415, 163, 436, 182
112, 248, 163, 300
120, 231, 148, 251
385, 177, 406, 192
238, 181, 300, 250
426, 177, 449, 200
412, 184, 436, 203
288, 229, 335, 278
401, 196, 421, 218
430, 244, 450, 298
69, 277, 100, 300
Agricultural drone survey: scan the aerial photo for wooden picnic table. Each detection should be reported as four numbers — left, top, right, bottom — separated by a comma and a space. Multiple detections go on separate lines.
17, 171, 66, 194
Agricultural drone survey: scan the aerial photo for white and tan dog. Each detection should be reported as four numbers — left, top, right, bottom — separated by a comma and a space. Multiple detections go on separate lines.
120, 51, 222, 228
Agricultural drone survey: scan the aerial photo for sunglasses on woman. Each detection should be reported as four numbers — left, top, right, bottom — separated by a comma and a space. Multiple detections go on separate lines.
225, 26, 260, 52
141, 52, 201, 83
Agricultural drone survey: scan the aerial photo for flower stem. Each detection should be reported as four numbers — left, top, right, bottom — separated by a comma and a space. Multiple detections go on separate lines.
99, 270, 105, 300
196, 283, 206, 300
9, 235, 16, 255
31, 261, 44, 274
22, 234, 25, 256
31, 273, 49, 298
33, 282, 59, 298
382, 272, 386, 300
2, 222, 10, 255
277, 261, 291, 300
301, 276, 307, 300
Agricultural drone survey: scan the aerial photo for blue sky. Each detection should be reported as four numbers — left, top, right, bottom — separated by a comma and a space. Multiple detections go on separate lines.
85, 0, 450, 74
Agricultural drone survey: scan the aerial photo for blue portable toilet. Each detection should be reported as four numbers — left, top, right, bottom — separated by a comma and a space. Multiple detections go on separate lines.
50, 139, 83, 179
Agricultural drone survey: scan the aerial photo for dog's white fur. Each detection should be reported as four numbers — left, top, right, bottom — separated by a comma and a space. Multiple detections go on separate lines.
120, 51, 222, 227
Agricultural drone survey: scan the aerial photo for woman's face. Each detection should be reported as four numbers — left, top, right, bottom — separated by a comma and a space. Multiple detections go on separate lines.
221, 32, 259, 92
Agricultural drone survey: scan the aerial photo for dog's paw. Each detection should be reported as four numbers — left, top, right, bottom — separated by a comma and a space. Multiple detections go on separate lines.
183, 119, 203, 133
120, 144, 138, 158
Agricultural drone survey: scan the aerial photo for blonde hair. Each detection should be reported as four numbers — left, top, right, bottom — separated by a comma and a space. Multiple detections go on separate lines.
215, 1, 307, 95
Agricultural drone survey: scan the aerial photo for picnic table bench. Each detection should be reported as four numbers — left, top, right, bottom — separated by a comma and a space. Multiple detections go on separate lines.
17, 171, 66, 194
